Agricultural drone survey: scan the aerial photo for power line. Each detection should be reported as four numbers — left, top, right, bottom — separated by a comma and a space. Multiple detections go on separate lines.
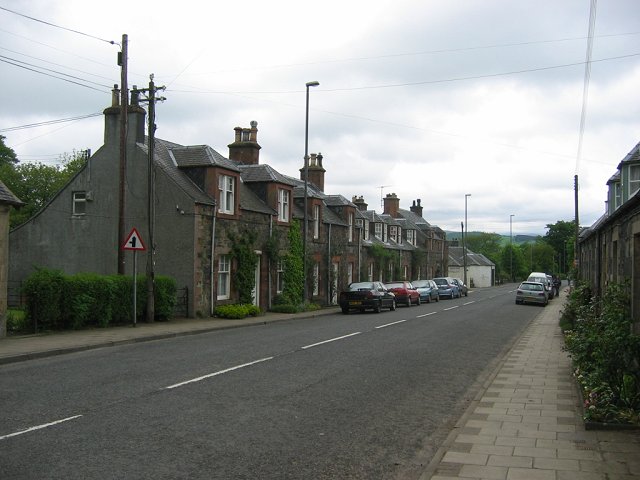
0, 56, 110, 92
0, 113, 103, 133
0, 6, 116, 45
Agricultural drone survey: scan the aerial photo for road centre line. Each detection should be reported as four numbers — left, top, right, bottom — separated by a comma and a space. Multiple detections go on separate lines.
443, 305, 459, 311
463, 301, 475, 306
416, 312, 437, 318
0, 415, 83, 441
301, 332, 361, 350
375, 319, 407, 329
165, 357, 274, 390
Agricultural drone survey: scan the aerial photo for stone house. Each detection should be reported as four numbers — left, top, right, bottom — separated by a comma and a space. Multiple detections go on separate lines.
447, 246, 495, 288
0, 180, 23, 337
8, 90, 447, 316
578, 140, 640, 332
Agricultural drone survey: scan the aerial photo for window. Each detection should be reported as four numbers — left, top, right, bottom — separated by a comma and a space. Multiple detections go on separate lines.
348, 212, 354, 242
313, 205, 320, 239
276, 259, 284, 293
347, 262, 353, 284
390, 226, 397, 243
383, 224, 388, 242
368, 263, 374, 281
615, 182, 622, 209
218, 175, 235, 214
278, 189, 289, 222
364, 219, 370, 241
406, 229, 415, 246
73, 191, 86, 215
217, 255, 231, 300
374, 223, 382, 239
630, 165, 640, 197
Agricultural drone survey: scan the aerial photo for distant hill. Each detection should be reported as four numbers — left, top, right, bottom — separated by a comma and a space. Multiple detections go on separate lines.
446, 231, 541, 244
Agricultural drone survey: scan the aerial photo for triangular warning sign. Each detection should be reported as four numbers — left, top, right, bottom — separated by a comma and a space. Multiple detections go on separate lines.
122, 228, 146, 251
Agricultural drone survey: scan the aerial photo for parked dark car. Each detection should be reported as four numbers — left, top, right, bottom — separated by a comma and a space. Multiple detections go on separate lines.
339, 281, 397, 314
412, 279, 440, 303
432, 277, 461, 299
515, 281, 548, 306
452, 278, 468, 296
384, 281, 420, 306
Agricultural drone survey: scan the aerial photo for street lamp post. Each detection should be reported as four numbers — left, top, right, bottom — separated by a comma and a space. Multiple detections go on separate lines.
510, 214, 515, 283
463, 194, 471, 287
303, 81, 319, 303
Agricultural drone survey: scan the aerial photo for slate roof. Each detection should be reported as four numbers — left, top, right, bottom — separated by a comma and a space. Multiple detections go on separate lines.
168, 144, 240, 172
0, 179, 23, 206
239, 164, 297, 186
448, 246, 495, 267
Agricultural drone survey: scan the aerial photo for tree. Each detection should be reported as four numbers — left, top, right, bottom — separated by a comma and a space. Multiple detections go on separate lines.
282, 220, 304, 305
0, 135, 17, 166
544, 220, 576, 274
466, 232, 503, 263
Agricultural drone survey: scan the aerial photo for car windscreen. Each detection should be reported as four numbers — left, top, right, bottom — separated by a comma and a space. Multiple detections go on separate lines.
385, 283, 403, 289
349, 282, 373, 291
412, 281, 428, 287
433, 279, 447, 285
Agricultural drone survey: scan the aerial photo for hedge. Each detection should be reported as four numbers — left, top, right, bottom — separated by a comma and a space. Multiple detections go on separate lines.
22, 268, 177, 331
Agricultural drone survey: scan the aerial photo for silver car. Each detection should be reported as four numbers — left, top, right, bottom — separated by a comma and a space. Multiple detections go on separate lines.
515, 281, 548, 306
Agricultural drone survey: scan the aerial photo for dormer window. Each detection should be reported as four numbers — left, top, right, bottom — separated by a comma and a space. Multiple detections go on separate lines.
278, 188, 290, 222
374, 222, 382, 240
390, 226, 398, 243
218, 174, 235, 214
630, 164, 640, 197
407, 229, 415, 246
615, 182, 622, 209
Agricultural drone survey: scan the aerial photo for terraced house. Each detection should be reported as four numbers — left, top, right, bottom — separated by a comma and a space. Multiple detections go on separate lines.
9, 91, 447, 317
578, 140, 640, 332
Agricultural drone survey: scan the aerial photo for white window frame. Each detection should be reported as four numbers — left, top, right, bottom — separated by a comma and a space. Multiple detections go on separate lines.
276, 259, 284, 294
390, 226, 397, 243
374, 223, 382, 240
347, 262, 353, 285
218, 175, 235, 214
278, 189, 289, 222
368, 263, 374, 281
364, 219, 370, 241
406, 229, 415, 246
217, 254, 231, 300
72, 191, 86, 215
348, 212, 354, 242
630, 164, 640, 198
313, 204, 320, 239
383, 224, 388, 242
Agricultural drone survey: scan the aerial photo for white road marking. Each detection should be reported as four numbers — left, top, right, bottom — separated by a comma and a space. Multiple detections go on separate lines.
416, 312, 437, 318
0, 415, 83, 441
301, 332, 361, 350
375, 320, 407, 329
165, 357, 274, 390
463, 301, 475, 306
444, 306, 459, 311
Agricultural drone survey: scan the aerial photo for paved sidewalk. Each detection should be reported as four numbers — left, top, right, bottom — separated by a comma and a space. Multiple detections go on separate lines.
421, 291, 640, 480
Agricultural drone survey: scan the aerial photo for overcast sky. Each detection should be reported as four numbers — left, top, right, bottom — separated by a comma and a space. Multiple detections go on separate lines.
1, 0, 639, 235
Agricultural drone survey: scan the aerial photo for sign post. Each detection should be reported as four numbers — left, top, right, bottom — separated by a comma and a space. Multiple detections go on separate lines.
122, 228, 146, 327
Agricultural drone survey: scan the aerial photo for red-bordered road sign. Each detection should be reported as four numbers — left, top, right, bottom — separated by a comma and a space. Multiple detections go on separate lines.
122, 227, 146, 251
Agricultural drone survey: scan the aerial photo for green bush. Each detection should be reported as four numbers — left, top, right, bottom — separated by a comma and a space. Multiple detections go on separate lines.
563, 282, 640, 425
21, 269, 178, 330
6, 308, 28, 334
214, 304, 261, 319
22, 268, 66, 330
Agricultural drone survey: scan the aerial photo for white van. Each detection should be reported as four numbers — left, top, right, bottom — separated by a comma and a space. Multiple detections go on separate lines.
527, 272, 553, 299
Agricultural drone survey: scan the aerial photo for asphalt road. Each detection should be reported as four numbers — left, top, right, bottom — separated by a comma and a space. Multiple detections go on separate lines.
0, 284, 545, 479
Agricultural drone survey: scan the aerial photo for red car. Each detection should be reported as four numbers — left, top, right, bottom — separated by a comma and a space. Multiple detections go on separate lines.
384, 281, 421, 307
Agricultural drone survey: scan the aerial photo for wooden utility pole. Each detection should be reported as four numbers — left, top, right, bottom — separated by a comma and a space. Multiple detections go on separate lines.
117, 34, 129, 275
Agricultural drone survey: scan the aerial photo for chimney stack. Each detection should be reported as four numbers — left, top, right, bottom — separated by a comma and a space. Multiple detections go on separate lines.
303, 152, 326, 192
410, 199, 423, 218
383, 192, 400, 217
228, 121, 261, 165
352, 195, 368, 211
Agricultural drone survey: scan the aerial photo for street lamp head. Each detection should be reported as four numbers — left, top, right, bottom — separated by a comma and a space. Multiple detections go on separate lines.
306, 81, 320, 88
